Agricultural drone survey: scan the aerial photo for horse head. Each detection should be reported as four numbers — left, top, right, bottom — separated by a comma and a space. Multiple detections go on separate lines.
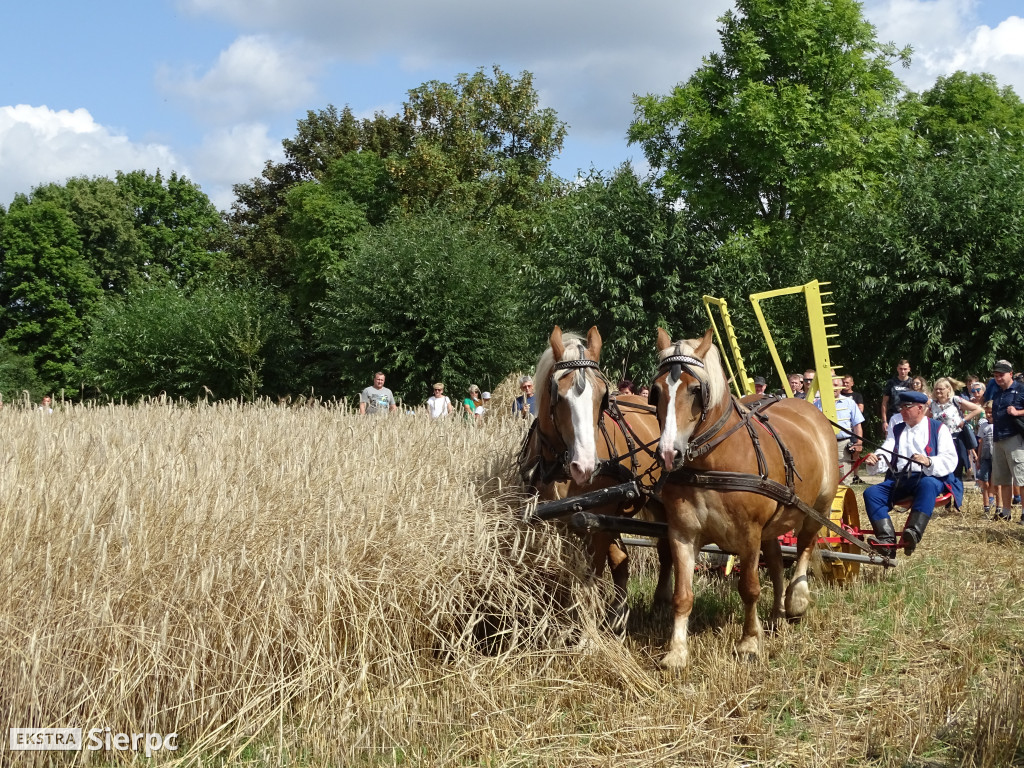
541, 325, 608, 486
652, 327, 725, 469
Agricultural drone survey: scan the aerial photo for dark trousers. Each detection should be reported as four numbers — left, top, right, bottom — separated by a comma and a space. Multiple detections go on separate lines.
864, 473, 946, 522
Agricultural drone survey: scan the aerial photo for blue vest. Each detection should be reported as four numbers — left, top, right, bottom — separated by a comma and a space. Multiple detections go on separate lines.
889, 417, 963, 506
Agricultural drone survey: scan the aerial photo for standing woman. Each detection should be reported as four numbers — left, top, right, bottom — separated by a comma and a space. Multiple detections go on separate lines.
463, 384, 483, 422
911, 375, 932, 405
426, 383, 454, 419
930, 377, 984, 479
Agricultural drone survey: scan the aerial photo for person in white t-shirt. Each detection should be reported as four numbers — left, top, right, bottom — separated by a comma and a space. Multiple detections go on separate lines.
426, 383, 454, 419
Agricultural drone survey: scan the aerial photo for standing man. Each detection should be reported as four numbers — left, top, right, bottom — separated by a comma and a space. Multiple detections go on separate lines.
840, 375, 864, 414
813, 375, 864, 480
985, 360, 1024, 521
880, 359, 913, 433
513, 375, 537, 418
359, 372, 397, 415
862, 391, 960, 557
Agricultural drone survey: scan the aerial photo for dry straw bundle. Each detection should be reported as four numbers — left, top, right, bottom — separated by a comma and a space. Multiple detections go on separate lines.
1, 401, 1022, 766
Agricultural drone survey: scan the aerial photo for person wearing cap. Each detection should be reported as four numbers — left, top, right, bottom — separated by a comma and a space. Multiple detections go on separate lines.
752, 376, 768, 396
475, 391, 492, 421
861, 390, 961, 557
982, 360, 1024, 521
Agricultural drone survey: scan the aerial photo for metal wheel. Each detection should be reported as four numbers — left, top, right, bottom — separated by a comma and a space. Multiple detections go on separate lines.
817, 486, 861, 583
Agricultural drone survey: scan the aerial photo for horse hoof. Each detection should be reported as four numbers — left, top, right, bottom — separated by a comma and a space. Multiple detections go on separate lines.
659, 650, 689, 670
735, 650, 759, 664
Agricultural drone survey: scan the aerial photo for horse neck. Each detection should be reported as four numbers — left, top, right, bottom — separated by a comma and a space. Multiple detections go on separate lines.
686, 390, 739, 464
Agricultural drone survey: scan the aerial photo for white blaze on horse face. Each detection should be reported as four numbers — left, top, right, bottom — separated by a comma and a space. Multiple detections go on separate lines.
658, 375, 693, 469
566, 377, 598, 485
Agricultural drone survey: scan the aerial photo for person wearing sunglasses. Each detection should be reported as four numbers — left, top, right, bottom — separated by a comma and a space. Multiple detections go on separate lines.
426, 383, 454, 419
862, 390, 961, 557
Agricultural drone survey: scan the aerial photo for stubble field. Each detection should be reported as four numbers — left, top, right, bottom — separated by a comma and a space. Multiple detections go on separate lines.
1, 400, 1022, 767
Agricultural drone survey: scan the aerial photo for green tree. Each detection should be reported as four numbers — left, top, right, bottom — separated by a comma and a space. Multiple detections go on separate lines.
0, 199, 101, 389
315, 212, 532, 403
628, 0, 911, 237
81, 282, 300, 401
526, 165, 701, 380
818, 133, 1024, 386
229, 106, 412, 293
29, 171, 228, 292
910, 71, 1024, 153
400, 67, 567, 217
283, 151, 396, 308
0, 341, 45, 403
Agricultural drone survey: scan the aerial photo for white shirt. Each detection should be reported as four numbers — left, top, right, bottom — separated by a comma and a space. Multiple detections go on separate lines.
426, 395, 452, 418
873, 417, 958, 477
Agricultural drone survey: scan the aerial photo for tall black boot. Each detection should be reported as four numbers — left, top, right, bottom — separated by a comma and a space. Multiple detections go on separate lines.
870, 517, 898, 558
901, 511, 930, 556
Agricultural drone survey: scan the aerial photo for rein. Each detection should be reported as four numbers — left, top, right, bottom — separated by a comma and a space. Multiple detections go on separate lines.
662, 392, 889, 564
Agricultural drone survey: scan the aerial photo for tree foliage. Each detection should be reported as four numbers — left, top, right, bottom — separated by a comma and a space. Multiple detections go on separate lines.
629, 0, 910, 237
81, 282, 300, 401
911, 71, 1024, 153
526, 165, 700, 381
820, 134, 1024, 385
0, 199, 100, 389
400, 67, 567, 216
315, 212, 532, 404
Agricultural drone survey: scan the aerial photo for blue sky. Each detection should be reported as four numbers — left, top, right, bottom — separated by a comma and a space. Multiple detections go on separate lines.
2, 0, 1023, 211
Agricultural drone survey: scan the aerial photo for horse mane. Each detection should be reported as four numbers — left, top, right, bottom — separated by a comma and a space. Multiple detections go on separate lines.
659, 336, 729, 411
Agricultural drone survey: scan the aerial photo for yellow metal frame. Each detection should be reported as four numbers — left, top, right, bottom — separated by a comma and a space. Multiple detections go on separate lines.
748, 280, 840, 424
702, 280, 841, 428
702, 295, 754, 398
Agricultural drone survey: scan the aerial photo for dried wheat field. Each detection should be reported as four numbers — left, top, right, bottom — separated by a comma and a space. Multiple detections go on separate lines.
1, 400, 1022, 767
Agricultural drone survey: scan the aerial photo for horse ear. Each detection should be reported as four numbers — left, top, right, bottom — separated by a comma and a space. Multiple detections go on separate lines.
656, 327, 673, 352
695, 328, 714, 357
585, 326, 602, 360
550, 326, 565, 360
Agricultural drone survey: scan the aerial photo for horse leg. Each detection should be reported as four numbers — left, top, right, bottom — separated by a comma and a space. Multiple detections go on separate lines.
660, 533, 697, 669
653, 537, 674, 606
605, 537, 630, 635
785, 517, 819, 620
734, 532, 765, 660
760, 537, 786, 630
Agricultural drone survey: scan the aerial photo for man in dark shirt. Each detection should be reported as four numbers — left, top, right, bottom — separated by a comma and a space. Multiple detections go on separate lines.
880, 359, 912, 433
983, 360, 1024, 521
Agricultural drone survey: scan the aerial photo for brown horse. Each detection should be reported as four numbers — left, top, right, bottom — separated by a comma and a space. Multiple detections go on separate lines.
519, 326, 673, 630
650, 328, 839, 668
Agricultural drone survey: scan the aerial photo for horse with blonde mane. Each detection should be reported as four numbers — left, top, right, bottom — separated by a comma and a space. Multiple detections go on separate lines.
650, 328, 839, 668
519, 326, 672, 631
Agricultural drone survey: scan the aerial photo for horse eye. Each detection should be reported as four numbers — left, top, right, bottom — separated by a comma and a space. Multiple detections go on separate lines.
688, 383, 703, 398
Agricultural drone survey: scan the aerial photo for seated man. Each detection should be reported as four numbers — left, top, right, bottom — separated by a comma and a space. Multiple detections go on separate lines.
861, 390, 962, 557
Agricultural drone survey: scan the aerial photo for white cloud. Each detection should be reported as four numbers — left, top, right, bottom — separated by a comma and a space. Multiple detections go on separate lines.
159, 34, 321, 124
189, 123, 285, 211
175, 1, 732, 152
0, 105, 184, 207
866, 1, 1024, 95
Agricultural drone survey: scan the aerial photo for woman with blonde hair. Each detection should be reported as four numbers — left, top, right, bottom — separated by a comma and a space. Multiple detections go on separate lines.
930, 376, 983, 479
463, 384, 483, 422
